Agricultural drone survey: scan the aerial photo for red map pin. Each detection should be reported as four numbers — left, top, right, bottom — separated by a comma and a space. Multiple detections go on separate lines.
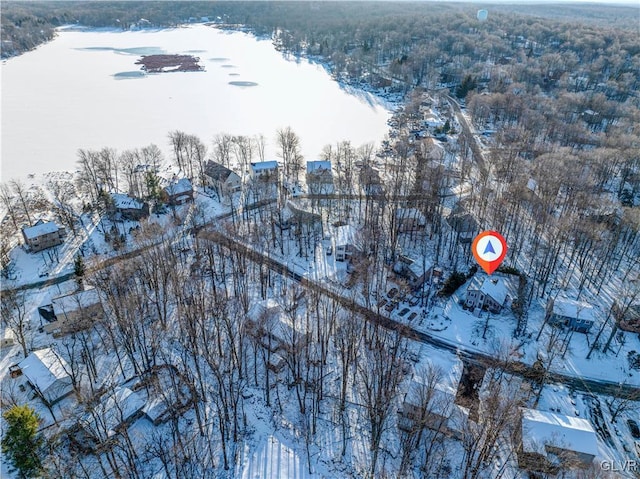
472, 231, 507, 275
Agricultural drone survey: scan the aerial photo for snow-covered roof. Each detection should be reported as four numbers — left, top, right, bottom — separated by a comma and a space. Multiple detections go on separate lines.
111, 193, 145, 210
306, 160, 332, 174
18, 348, 70, 394
407, 258, 431, 279
22, 220, 60, 240
248, 300, 304, 343
468, 275, 518, 306
480, 278, 509, 306
83, 387, 145, 439
396, 208, 426, 225
521, 408, 598, 458
164, 178, 193, 196
552, 298, 595, 322
334, 224, 358, 247
251, 161, 279, 172
52, 288, 101, 313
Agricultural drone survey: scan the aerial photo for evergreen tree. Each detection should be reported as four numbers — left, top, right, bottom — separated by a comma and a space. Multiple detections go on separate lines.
1, 405, 43, 479
74, 254, 86, 288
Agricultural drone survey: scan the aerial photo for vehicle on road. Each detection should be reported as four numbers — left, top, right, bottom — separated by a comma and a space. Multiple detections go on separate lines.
408, 312, 417, 321
387, 287, 398, 299
398, 308, 410, 317
628, 419, 640, 439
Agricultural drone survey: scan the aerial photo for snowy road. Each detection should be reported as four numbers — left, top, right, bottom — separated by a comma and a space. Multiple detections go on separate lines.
199, 228, 640, 400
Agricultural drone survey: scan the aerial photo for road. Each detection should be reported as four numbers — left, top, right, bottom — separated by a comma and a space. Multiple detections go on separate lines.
446, 94, 488, 177
198, 228, 640, 400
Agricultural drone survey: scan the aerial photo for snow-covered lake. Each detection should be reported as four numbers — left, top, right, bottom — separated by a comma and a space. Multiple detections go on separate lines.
1, 25, 391, 182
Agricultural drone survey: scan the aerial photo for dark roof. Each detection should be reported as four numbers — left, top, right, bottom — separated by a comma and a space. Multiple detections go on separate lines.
204, 161, 235, 181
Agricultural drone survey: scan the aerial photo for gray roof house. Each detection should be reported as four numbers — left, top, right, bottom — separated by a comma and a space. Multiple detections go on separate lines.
21, 220, 66, 253
204, 160, 242, 197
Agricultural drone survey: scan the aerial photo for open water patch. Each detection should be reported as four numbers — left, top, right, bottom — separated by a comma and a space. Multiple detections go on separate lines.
228, 81, 258, 87
221, 64, 236, 68
209, 57, 231, 62
113, 71, 147, 79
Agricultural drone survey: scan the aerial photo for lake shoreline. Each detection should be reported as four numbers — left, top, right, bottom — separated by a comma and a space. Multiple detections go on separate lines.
2, 24, 394, 183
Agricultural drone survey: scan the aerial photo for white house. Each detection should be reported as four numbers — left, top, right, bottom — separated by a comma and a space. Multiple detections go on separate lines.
518, 408, 598, 472
204, 160, 242, 197
465, 275, 518, 315
333, 225, 360, 262
18, 348, 73, 405
250, 161, 279, 182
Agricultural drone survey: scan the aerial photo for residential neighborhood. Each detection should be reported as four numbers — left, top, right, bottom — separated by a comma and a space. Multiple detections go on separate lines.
1, 2, 639, 478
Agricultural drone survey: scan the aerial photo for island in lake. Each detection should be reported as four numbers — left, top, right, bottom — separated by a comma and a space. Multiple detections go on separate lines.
135, 54, 203, 73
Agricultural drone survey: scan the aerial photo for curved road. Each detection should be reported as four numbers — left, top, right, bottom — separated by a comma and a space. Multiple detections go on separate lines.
199, 228, 640, 400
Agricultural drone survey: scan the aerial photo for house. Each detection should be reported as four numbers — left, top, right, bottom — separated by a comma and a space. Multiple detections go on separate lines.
393, 255, 432, 289
399, 358, 466, 438
21, 220, 65, 253
333, 225, 360, 262
41, 288, 104, 337
17, 348, 73, 405
306, 160, 334, 194
545, 298, 596, 333
282, 201, 322, 231
204, 160, 242, 197
395, 208, 427, 233
110, 193, 149, 221
162, 178, 194, 205
245, 300, 311, 354
465, 275, 519, 314
79, 387, 145, 445
446, 205, 478, 243
518, 408, 598, 472
359, 165, 384, 196
1, 328, 15, 349
250, 161, 279, 182
614, 302, 640, 333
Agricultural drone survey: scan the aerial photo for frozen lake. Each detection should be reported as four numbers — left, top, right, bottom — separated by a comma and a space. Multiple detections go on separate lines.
1, 25, 391, 181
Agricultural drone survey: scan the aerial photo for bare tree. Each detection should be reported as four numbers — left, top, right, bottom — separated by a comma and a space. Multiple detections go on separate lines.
276, 126, 303, 184
1, 289, 30, 357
